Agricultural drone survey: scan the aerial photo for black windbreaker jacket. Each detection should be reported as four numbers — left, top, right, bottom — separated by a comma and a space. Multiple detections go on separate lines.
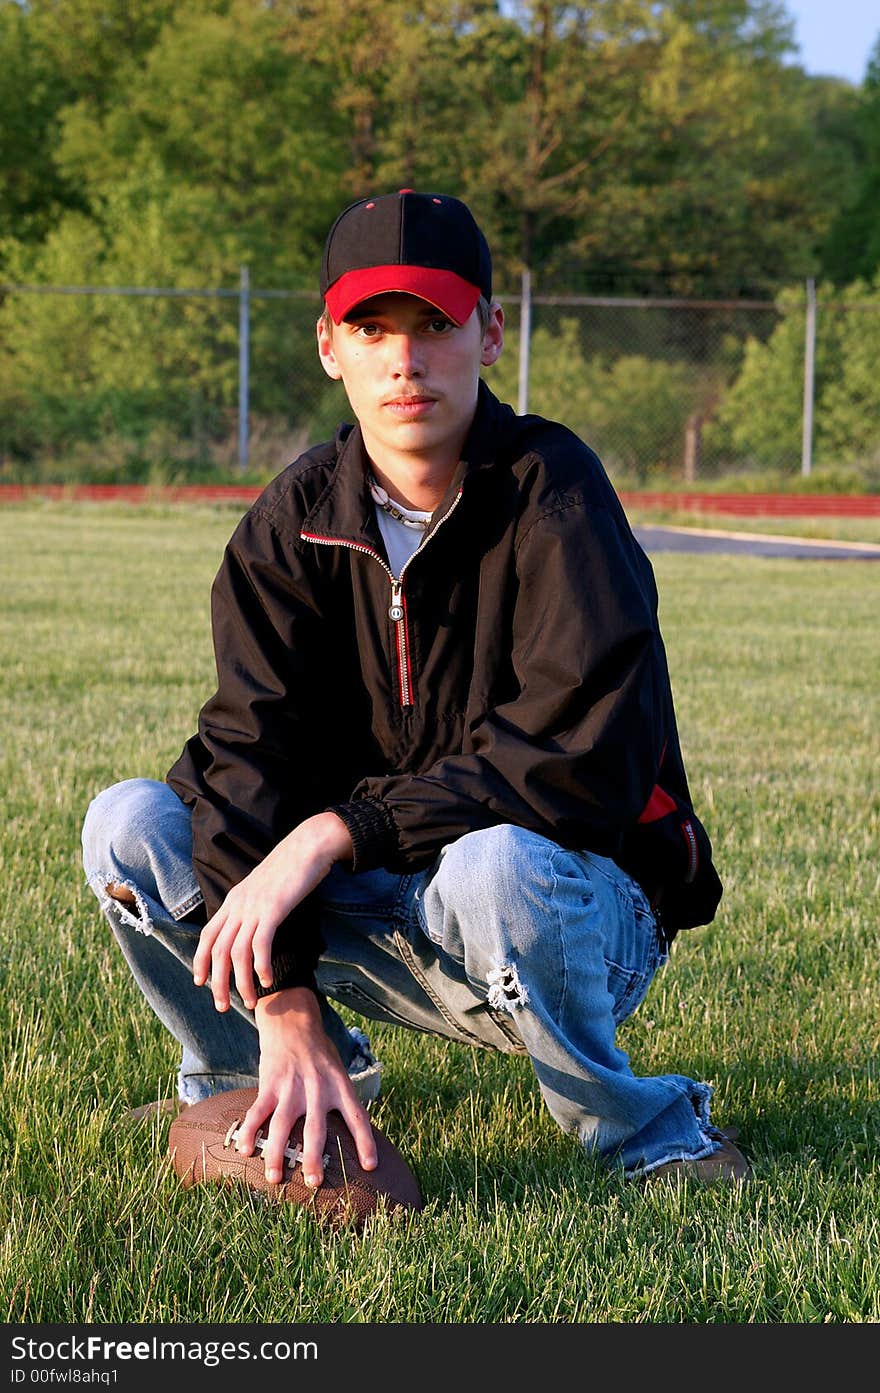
167, 382, 722, 993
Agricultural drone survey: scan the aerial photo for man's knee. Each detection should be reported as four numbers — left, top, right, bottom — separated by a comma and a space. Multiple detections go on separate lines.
421, 825, 554, 1005
82, 776, 202, 929
427, 824, 558, 961
82, 780, 166, 874
435, 824, 551, 908
81, 774, 196, 913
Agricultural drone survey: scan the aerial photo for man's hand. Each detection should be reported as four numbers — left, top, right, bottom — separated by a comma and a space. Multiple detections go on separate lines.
192, 811, 353, 1011
233, 986, 378, 1187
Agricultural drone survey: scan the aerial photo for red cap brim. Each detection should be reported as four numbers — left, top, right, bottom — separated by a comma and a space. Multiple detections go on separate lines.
324, 266, 481, 325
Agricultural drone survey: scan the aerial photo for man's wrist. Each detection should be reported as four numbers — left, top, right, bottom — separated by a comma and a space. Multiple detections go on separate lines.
324, 797, 398, 872
297, 809, 354, 865
255, 983, 322, 1026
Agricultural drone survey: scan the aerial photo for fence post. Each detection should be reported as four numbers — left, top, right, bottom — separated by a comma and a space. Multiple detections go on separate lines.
684, 412, 702, 483
517, 267, 532, 416
238, 264, 250, 472
801, 276, 816, 477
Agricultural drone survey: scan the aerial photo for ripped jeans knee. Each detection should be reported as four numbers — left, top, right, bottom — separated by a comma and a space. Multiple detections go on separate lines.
486, 962, 529, 1013
81, 777, 204, 931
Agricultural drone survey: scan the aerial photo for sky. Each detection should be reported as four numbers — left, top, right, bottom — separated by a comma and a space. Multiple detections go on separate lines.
783, 0, 879, 85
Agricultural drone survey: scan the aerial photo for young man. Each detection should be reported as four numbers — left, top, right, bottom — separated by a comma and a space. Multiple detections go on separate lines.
82, 189, 749, 1191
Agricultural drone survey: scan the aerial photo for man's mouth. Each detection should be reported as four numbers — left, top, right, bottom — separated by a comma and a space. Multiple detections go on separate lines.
383, 394, 437, 416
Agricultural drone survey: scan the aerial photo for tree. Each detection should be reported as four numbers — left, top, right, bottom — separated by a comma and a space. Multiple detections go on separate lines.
427, 0, 853, 299
820, 35, 880, 286
27, 0, 179, 107
49, 1, 341, 286
489, 317, 696, 481
3, 0, 876, 476
565, 1, 841, 296
706, 277, 880, 473
817, 277, 880, 463
704, 289, 817, 470
0, 1, 84, 251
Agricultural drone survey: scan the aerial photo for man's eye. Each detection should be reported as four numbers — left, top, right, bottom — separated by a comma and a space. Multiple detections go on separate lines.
353, 322, 381, 338
427, 318, 454, 333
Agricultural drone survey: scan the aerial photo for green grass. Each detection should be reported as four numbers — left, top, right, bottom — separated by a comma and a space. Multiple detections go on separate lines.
1, 501, 878, 1324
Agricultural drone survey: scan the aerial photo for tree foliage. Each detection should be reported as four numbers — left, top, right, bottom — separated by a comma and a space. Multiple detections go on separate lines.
707, 278, 880, 472
490, 318, 696, 480
1, 0, 869, 290
1, 0, 878, 476
820, 36, 880, 286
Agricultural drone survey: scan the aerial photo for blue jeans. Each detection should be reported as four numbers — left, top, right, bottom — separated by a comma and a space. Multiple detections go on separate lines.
81, 778, 722, 1176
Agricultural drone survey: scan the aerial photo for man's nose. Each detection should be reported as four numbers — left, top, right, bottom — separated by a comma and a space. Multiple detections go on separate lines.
389, 333, 426, 376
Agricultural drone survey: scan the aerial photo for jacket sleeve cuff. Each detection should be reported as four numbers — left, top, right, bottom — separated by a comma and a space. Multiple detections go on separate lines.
253, 955, 318, 999
253, 901, 325, 999
326, 796, 399, 872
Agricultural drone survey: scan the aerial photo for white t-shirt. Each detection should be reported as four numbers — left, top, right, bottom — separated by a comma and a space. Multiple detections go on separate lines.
369, 478, 432, 578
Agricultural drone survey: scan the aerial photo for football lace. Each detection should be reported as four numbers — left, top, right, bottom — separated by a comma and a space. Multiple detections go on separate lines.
223, 1119, 329, 1169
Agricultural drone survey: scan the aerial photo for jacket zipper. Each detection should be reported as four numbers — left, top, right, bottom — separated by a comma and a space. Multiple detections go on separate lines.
302, 485, 464, 708
388, 579, 411, 705
681, 819, 699, 882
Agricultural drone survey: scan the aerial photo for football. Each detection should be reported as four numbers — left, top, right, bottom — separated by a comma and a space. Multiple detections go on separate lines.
168, 1087, 423, 1229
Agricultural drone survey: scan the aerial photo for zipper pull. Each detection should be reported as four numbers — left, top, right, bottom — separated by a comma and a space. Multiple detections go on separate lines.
389, 580, 404, 623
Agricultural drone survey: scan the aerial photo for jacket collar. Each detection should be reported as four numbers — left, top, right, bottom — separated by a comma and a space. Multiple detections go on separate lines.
301, 381, 517, 548
301, 422, 381, 549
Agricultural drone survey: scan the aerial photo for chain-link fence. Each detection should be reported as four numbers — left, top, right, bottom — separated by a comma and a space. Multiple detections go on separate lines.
2, 275, 877, 486
496, 289, 786, 483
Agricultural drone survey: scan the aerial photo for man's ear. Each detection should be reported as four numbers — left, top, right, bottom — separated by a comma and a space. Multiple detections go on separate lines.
316, 316, 343, 380
480, 303, 504, 368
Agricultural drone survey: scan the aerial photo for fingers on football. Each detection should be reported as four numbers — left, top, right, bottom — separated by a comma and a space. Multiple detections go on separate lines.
235, 1094, 277, 1168
300, 1105, 328, 1189
341, 1099, 379, 1173
261, 1105, 303, 1186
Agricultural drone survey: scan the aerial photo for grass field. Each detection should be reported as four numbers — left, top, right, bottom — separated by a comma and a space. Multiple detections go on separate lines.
1, 501, 878, 1325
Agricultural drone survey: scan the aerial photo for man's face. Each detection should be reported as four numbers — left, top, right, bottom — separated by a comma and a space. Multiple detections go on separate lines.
317, 292, 503, 472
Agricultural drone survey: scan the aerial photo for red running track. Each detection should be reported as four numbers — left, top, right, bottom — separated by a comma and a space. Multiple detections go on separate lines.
0, 483, 878, 516
0, 483, 262, 504
617, 491, 880, 516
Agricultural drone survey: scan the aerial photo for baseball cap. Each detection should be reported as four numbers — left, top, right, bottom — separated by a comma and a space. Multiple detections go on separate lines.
320, 189, 492, 326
